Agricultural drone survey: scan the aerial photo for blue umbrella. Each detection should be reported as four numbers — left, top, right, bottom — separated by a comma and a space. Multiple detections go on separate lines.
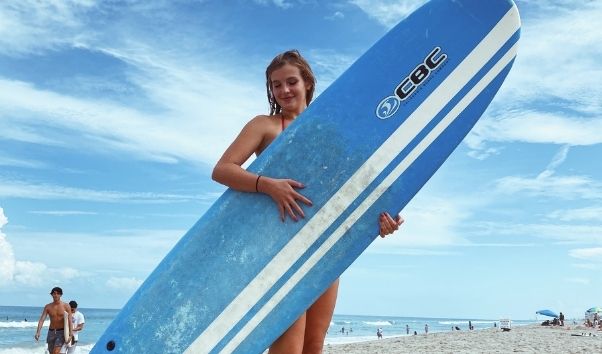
536, 309, 559, 318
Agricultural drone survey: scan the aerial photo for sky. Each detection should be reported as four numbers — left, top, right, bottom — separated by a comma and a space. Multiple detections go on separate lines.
0, 0, 601, 322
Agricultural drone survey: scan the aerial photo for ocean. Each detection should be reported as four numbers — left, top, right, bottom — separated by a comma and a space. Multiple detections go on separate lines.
0, 306, 535, 353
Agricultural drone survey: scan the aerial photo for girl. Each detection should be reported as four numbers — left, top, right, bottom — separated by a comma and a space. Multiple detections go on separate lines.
212, 49, 403, 354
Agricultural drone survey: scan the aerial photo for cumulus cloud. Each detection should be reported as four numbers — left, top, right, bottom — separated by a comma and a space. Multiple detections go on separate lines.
0, 208, 15, 284
0, 207, 81, 286
106, 276, 143, 292
12, 261, 48, 286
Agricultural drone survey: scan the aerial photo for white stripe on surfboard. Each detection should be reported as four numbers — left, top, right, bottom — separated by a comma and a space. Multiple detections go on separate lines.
221, 43, 519, 354
185, 5, 520, 354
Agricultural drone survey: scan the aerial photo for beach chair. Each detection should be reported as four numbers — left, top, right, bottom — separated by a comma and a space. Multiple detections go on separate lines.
500, 319, 512, 332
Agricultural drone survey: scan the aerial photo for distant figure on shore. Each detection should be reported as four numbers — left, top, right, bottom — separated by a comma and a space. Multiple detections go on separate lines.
455, 326, 461, 331
341, 327, 345, 334
406, 324, 409, 334
494, 322, 497, 328
413, 331, 417, 336
377, 328, 383, 339
425, 324, 429, 334
559, 312, 565, 326
34, 287, 73, 354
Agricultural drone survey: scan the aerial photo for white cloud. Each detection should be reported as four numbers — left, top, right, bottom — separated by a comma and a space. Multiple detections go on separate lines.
0, 177, 220, 203
467, 113, 602, 151
466, 1, 602, 155
106, 276, 143, 292
0, 208, 15, 284
0, 208, 7, 228
547, 207, 602, 223
308, 49, 356, 94
494, 174, 602, 200
252, 0, 292, 9
350, 0, 427, 27
366, 196, 470, 254
492, 145, 602, 200
13, 261, 48, 286
0, 1, 268, 167
569, 247, 602, 261
0, 76, 260, 165
571, 263, 599, 270
29, 210, 98, 216
0, 155, 47, 169
325, 11, 345, 21
0, 207, 83, 287
564, 277, 590, 285
0, 0, 97, 56
476, 222, 602, 245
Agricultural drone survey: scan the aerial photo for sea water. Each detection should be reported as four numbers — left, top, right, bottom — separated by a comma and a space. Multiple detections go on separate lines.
0, 306, 535, 353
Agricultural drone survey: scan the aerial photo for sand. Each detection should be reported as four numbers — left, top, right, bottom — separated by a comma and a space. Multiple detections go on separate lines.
322, 325, 602, 353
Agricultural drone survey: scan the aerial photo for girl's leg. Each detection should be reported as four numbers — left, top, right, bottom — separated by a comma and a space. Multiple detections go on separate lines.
268, 312, 306, 354
302, 279, 339, 354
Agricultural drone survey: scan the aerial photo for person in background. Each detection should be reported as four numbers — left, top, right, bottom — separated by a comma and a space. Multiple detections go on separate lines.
425, 323, 429, 334
67, 301, 85, 354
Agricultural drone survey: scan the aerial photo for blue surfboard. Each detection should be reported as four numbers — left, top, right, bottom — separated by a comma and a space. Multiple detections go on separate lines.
91, 0, 520, 353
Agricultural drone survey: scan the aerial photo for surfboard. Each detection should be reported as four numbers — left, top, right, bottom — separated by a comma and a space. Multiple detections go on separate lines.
63, 311, 70, 342
91, 0, 520, 353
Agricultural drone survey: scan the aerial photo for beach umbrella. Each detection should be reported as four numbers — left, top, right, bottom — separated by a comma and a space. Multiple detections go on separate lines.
586, 307, 602, 313
536, 309, 558, 318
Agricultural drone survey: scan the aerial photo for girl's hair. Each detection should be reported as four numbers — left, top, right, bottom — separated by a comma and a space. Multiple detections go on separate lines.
265, 49, 316, 115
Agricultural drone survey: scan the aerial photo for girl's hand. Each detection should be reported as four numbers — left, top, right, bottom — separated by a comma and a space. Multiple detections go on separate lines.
379, 212, 404, 237
258, 177, 312, 222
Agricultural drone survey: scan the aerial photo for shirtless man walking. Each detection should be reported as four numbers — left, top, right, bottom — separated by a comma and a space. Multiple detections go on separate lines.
34, 287, 73, 354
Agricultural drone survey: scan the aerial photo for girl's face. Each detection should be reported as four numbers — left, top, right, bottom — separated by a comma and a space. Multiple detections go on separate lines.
270, 63, 311, 115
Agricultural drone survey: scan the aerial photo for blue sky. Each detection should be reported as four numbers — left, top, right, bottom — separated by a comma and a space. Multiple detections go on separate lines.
1, 0, 601, 321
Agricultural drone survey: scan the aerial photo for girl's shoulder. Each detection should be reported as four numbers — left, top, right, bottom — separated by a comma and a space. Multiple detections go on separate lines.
246, 114, 281, 130
249, 114, 278, 123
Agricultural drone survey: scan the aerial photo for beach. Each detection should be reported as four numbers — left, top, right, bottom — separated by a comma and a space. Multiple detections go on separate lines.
3, 306, 600, 354
323, 325, 602, 353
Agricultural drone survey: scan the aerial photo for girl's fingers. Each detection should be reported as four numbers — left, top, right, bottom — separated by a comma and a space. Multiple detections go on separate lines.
291, 201, 305, 219
396, 215, 405, 226
284, 203, 298, 222
278, 205, 285, 222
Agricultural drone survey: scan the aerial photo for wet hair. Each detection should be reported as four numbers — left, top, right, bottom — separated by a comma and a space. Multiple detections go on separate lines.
265, 49, 316, 115
69, 300, 78, 309
50, 287, 63, 295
